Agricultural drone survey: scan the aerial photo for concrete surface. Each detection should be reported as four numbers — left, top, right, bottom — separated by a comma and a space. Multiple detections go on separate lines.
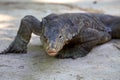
0, 0, 120, 80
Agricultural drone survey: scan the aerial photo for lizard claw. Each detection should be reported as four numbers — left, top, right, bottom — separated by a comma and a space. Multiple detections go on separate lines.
0, 43, 27, 54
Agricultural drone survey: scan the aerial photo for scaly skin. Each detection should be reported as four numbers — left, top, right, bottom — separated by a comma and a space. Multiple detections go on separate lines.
0, 13, 120, 59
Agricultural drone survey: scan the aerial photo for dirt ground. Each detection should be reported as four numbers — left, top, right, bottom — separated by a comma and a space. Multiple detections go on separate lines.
0, 0, 120, 80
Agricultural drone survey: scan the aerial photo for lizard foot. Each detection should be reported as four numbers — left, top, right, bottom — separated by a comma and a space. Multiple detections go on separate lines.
0, 40, 27, 54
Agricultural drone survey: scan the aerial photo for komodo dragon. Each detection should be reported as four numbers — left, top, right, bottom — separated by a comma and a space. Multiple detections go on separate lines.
0, 13, 120, 59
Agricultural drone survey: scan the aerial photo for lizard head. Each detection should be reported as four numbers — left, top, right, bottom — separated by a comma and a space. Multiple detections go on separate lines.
41, 17, 74, 56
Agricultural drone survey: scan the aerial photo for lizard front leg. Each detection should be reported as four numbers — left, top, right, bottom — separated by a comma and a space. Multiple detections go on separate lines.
0, 15, 42, 54
56, 28, 111, 59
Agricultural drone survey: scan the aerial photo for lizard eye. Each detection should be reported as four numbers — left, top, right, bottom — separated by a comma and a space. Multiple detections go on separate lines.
59, 36, 62, 38
59, 35, 63, 39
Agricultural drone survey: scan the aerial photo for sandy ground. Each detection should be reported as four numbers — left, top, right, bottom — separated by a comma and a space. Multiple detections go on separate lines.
0, 0, 120, 80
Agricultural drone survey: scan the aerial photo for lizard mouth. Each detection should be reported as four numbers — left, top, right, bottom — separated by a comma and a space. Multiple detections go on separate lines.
47, 48, 58, 56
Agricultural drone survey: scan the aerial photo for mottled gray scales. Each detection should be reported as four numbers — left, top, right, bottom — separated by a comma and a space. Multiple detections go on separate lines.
0, 13, 120, 59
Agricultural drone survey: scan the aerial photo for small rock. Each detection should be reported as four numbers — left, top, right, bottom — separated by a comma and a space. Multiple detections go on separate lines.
56, 71, 61, 73
69, 74, 73, 76
76, 75, 83, 80
18, 65, 24, 69
93, 1, 98, 4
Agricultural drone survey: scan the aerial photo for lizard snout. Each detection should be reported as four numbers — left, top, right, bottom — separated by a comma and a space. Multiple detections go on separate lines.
47, 48, 58, 56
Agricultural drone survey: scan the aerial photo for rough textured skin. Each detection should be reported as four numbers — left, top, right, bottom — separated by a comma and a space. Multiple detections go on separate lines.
0, 13, 120, 59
